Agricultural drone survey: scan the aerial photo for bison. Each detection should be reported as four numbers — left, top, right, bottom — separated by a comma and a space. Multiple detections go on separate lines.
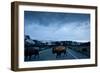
52, 46, 67, 58
25, 47, 39, 60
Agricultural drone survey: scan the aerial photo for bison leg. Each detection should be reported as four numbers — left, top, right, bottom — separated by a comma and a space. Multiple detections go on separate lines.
28, 55, 32, 60
56, 54, 58, 58
56, 52, 61, 58
37, 54, 39, 59
63, 50, 67, 56
34, 54, 39, 59
36, 52, 39, 59
34, 55, 36, 59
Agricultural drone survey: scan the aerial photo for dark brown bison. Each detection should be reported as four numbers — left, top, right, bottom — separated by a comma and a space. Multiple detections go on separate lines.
25, 47, 39, 60
52, 46, 67, 58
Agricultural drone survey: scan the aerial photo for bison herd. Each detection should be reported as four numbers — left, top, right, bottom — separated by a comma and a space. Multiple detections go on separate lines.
25, 46, 68, 60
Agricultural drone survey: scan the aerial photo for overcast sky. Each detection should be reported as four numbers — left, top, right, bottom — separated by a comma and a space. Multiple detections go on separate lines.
24, 11, 90, 42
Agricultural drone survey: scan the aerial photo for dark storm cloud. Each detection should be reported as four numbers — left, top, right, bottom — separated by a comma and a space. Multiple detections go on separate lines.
24, 11, 90, 26
24, 11, 90, 42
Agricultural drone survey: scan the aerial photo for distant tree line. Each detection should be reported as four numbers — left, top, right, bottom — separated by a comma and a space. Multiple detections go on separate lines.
24, 35, 90, 48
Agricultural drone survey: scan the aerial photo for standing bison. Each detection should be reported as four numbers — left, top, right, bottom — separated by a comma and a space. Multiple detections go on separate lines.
52, 46, 67, 58
25, 46, 39, 60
